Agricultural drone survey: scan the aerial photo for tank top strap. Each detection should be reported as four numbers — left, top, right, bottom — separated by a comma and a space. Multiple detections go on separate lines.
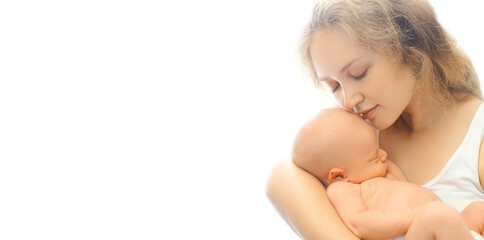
422, 102, 484, 212
476, 103, 484, 137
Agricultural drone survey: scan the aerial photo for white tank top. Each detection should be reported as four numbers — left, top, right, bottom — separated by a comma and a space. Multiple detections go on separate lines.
422, 103, 484, 212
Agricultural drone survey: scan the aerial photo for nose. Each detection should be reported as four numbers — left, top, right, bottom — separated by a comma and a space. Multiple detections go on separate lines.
341, 85, 363, 113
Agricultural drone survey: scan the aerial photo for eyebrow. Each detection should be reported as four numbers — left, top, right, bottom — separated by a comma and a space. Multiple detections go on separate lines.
317, 57, 363, 82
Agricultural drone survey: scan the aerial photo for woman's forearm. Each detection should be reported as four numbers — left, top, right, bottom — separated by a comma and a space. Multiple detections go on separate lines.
266, 157, 360, 240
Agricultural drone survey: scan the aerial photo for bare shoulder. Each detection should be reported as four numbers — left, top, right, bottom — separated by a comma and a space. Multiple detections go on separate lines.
479, 94, 484, 187
448, 97, 482, 131
327, 181, 354, 194
455, 97, 484, 188
455, 97, 482, 119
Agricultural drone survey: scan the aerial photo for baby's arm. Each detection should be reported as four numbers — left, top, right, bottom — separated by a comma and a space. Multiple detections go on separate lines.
327, 181, 417, 239
386, 160, 407, 181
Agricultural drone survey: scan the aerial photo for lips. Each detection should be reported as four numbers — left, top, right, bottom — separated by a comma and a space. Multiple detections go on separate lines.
359, 105, 378, 119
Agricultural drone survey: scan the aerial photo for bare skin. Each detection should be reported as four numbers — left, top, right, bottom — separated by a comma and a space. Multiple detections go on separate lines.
404, 201, 476, 240
381, 97, 484, 185
327, 180, 475, 240
328, 179, 479, 240
266, 160, 359, 240
291, 109, 483, 239
266, 25, 484, 239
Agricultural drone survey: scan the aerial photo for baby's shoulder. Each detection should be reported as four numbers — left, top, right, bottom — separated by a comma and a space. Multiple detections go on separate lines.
359, 178, 385, 197
327, 181, 361, 199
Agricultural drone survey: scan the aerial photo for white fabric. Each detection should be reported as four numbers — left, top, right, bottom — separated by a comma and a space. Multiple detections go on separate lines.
391, 230, 483, 239
471, 230, 484, 240
387, 103, 484, 240
392, 231, 483, 240
392, 235, 404, 240
422, 103, 484, 212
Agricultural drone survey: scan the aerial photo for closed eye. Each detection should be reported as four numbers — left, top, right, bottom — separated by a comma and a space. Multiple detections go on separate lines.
352, 69, 367, 80
332, 83, 340, 93
368, 149, 379, 163
369, 157, 378, 163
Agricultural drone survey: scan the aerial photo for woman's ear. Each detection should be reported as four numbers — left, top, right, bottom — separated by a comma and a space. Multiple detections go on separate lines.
328, 168, 345, 184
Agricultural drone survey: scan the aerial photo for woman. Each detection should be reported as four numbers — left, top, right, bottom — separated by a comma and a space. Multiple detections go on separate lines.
266, 0, 484, 239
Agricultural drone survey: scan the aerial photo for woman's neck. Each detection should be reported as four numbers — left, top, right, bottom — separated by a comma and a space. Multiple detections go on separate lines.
398, 91, 450, 133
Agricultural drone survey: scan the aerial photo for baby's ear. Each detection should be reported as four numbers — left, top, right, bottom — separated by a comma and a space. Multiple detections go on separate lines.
328, 168, 345, 184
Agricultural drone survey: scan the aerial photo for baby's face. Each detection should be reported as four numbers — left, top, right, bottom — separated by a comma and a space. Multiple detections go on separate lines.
292, 108, 388, 186
330, 115, 388, 183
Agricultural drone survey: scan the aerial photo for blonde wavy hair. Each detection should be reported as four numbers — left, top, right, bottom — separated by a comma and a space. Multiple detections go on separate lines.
300, 0, 482, 107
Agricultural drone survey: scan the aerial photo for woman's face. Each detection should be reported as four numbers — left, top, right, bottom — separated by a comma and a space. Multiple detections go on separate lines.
309, 27, 416, 130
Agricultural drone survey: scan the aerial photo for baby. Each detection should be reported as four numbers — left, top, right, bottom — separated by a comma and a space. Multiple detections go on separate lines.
292, 108, 484, 240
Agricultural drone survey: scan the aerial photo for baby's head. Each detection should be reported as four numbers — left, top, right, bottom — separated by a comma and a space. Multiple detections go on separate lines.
292, 108, 388, 187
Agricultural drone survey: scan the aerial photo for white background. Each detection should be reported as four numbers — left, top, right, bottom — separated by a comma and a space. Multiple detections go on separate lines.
0, 1, 483, 239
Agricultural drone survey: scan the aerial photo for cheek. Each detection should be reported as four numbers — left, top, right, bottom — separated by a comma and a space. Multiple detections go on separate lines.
364, 84, 384, 101
368, 74, 402, 106
385, 76, 414, 108
359, 70, 388, 101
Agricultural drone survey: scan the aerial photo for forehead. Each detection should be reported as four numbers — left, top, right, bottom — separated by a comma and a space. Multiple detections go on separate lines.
332, 115, 377, 152
309, 27, 367, 78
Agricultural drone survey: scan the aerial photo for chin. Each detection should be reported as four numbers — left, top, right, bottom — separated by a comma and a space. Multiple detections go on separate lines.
368, 118, 394, 131
367, 119, 383, 130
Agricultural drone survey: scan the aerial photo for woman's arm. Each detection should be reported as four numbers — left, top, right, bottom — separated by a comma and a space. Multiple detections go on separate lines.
265, 157, 360, 240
